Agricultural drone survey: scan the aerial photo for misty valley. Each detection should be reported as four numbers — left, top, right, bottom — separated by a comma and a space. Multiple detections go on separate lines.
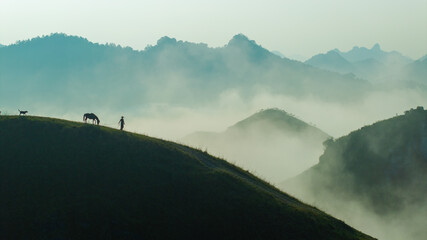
0, 33, 426, 239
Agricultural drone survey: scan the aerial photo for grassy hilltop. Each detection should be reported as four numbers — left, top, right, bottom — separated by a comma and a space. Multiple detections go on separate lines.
0, 116, 374, 239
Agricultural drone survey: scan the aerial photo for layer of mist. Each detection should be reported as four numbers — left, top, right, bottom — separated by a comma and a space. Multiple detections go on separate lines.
181, 108, 329, 183
1, 33, 425, 139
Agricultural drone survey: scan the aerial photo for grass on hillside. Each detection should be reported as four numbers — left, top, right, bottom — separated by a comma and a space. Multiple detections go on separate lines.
0, 115, 374, 239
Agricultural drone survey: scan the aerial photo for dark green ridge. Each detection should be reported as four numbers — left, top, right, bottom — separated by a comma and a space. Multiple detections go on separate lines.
281, 107, 427, 240
285, 107, 427, 214
0, 116, 374, 239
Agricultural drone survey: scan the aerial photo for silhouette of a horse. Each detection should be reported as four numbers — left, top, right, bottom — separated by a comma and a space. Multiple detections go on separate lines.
83, 113, 100, 125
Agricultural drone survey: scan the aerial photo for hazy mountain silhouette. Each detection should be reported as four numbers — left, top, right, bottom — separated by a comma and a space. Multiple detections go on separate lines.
305, 51, 355, 74
333, 43, 412, 64
418, 54, 427, 62
383, 54, 427, 89
0, 33, 370, 113
272, 51, 307, 62
181, 108, 330, 183
306, 44, 413, 81
0, 116, 374, 240
281, 107, 427, 240
404, 56, 427, 85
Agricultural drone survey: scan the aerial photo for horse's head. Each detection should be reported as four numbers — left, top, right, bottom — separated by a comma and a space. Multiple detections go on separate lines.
94, 115, 100, 125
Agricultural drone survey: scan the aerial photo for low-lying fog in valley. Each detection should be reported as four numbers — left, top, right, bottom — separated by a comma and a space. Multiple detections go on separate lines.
21, 87, 426, 140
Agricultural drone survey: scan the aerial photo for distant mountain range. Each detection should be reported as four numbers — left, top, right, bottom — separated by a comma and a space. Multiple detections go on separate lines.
305, 44, 419, 82
0, 33, 369, 114
0, 115, 374, 239
0, 44, 5, 48
281, 107, 427, 240
333, 43, 412, 63
181, 108, 330, 183
305, 50, 357, 75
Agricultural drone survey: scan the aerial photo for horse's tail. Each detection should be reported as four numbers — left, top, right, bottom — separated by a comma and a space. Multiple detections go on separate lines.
83, 114, 86, 121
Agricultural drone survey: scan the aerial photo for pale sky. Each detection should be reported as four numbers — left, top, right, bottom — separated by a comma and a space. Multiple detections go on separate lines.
1, 0, 426, 60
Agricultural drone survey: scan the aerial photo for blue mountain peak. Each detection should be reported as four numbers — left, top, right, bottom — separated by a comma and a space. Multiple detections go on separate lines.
157, 36, 177, 46
371, 43, 381, 51
228, 34, 258, 47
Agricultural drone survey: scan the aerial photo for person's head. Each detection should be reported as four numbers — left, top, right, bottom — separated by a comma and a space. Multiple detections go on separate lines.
121, 116, 124, 119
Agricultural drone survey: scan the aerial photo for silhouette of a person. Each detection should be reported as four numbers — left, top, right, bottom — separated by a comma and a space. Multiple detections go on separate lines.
118, 116, 125, 130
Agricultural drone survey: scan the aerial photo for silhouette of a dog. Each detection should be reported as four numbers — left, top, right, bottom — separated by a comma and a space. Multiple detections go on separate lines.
19, 109, 28, 115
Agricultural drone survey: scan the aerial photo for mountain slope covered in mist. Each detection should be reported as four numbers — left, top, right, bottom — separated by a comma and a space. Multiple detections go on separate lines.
0, 116, 374, 239
0, 33, 369, 113
404, 57, 427, 84
181, 108, 330, 183
281, 107, 427, 240
271, 50, 286, 58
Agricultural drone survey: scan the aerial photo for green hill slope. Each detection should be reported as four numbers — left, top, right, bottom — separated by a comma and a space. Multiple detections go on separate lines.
0, 116, 374, 239
281, 107, 427, 240
182, 109, 329, 183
